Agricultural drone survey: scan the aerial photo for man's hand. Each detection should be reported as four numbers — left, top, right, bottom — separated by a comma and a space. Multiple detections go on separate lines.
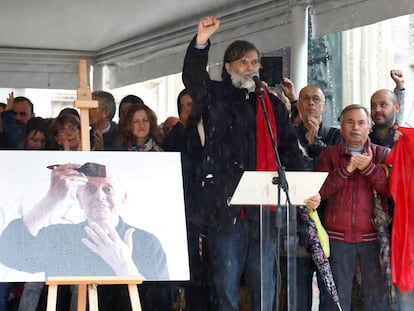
47, 164, 87, 201
6, 92, 14, 111
92, 130, 104, 151
23, 163, 88, 236
196, 16, 220, 45
304, 193, 321, 210
346, 160, 357, 173
393, 126, 403, 143
303, 116, 320, 144
350, 147, 373, 171
280, 78, 297, 102
390, 69, 404, 90
82, 222, 143, 277
280, 92, 291, 111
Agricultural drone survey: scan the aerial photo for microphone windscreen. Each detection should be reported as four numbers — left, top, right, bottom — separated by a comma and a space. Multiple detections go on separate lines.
250, 71, 260, 79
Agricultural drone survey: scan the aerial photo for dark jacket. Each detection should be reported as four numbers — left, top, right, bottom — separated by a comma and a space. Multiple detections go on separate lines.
369, 124, 396, 148
317, 139, 390, 243
182, 37, 304, 229
90, 121, 118, 151
163, 122, 206, 227
296, 122, 342, 170
0, 110, 25, 149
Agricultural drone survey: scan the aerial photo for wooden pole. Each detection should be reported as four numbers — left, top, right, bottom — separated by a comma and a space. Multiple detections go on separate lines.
74, 59, 98, 151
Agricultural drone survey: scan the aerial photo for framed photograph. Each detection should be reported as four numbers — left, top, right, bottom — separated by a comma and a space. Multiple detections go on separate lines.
0, 151, 189, 282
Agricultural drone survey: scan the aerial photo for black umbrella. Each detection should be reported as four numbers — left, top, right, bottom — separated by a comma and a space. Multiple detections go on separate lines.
298, 207, 343, 311
371, 190, 397, 310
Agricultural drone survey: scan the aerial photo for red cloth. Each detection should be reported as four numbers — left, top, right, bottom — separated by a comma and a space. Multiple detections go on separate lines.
254, 87, 278, 213
387, 127, 414, 291
239, 88, 279, 219
256, 87, 278, 172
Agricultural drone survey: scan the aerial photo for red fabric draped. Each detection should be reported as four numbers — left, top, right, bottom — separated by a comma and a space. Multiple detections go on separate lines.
387, 127, 414, 291
256, 87, 278, 172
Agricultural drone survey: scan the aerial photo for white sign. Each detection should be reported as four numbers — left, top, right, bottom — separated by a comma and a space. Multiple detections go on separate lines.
0, 151, 189, 282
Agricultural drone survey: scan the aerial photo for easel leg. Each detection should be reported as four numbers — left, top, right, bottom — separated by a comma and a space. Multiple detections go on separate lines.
128, 284, 142, 311
77, 284, 87, 311
88, 283, 99, 311
46, 284, 58, 311
46, 277, 143, 311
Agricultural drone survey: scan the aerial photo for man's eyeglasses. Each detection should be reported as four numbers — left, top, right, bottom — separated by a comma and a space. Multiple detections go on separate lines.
299, 96, 322, 104
58, 125, 78, 136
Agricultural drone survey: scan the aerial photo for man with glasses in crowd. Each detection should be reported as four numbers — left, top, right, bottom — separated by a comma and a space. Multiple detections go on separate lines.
296, 86, 342, 170
279, 85, 342, 310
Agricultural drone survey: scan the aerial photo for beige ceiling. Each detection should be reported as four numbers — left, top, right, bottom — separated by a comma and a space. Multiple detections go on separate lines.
0, 0, 244, 51
0, 0, 413, 89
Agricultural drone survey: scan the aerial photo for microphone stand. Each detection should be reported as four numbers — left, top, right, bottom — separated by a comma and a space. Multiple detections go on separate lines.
257, 87, 296, 311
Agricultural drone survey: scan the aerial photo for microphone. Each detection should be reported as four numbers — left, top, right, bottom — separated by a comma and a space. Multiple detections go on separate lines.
250, 71, 264, 94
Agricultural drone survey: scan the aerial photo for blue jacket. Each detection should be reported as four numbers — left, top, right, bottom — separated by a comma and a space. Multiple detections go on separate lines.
0, 110, 25, 149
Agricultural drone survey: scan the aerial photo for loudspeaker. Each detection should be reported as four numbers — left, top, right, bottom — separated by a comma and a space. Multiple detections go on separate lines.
260, 56, 283, 86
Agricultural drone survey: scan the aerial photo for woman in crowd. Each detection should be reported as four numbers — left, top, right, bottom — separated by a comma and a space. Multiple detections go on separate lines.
24, 116, 49, 150
116, 103, 162, 151
49, 113, 81, 151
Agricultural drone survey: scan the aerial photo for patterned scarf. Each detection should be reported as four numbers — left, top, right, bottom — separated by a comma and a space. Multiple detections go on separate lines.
129, 138, 161, 152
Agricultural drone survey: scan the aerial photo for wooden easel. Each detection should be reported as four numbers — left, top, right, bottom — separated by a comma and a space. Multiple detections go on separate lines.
74, 59, 98, 151
45, 60, 144, 311
46, 276, 143, 311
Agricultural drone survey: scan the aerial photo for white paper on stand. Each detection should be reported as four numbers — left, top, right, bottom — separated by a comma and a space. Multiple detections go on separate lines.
229, 171, 328, 206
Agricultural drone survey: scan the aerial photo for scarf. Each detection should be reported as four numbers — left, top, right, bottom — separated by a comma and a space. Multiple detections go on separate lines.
256, 87, 278, 171
240, 87, 279, 220
253, 87, 278, 214
129, 138, 161, 152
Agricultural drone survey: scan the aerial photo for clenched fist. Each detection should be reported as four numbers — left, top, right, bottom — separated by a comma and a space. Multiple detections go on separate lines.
196, 16, 220, 45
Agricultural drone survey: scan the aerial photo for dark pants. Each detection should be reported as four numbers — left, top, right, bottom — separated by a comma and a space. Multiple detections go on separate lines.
329, 240, 387, 311
280, 255, 333, 311
95, 283, 173, 311
0, 283, 7, 311
185, 221, 217, 310
208, 220, 276, 311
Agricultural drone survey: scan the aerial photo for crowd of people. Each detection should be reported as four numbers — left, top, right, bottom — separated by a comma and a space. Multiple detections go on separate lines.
0, 14, 412, 311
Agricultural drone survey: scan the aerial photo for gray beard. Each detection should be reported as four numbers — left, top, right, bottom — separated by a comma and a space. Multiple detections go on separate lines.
230, 72, 255, 92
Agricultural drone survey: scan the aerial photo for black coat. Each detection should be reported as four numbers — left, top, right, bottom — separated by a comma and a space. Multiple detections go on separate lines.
182, 37, 305, 232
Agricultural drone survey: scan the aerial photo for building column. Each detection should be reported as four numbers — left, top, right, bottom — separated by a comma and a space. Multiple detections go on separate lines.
92, 64, 105, 91
290, 5, 309, 92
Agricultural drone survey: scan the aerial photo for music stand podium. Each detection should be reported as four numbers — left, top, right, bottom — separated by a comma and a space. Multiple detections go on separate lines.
230, 171, 328, 311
